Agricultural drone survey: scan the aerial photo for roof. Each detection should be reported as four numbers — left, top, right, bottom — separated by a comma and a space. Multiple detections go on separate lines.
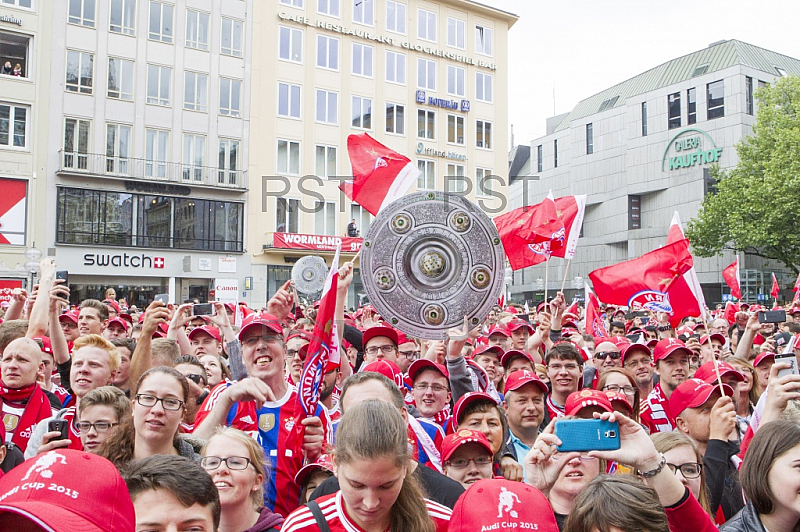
550, 39, 800, 133
508, 144, 530, 179
443, 0, 519, 26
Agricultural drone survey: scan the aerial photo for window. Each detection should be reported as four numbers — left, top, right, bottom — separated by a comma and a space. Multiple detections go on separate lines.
386, 1, 405, 34
279, 26, 302, 62
351, 96, 372, 129
477, 168, 492, 197
476, 72, 492, 102
758, 80, 768, 91
746, 76, 754, 116
554, 139, 558, 168
182, 134, 206, 182
353, 0, 373, 25
148, 1, 173, 43
315, 145, 337, 178
447, 65, 465, 96
107, 57, 134, 101
317, 35, 339, 69
218, 139, 239, 185
417, 10, 436, 42
386, 50, 405, 84
418, 58, 435, 90
277, 139, 300, 174
69, 0, 95, 27
184, 72, 208, 112
219, 78, 242, 117
447, 17, 464, 49
0, 31, 31, 78
146, 64, 171, 106
586, 123, 593, 154
475, 25, 492, 56
276, 198, 299, 233
417, 109, 435, 140
66, 50, 93, 94
667, 92, 681, 129
63, 117, 90, 170
0, 103, 27, 149
447, 115, 464, 145
351, 204, 372, 235
314, 201, 336, 236
278, 82, 301, 118
109, 0, 135, 35
775, 66, 787, 77
105, 123, 131, 174
186, 10, 210, 50
315, 89, 338, 124
386, 103, 404, 134
318, 0, 339, 16
352, 43, 373, 77
2, 0, 31, 8
417, 159, 435, 190
145, 128, 169, 178
280, 0, 303, 6
687, 88, 696, 125
628, 195, 641, 230
707, 80, 724, 119
446, 163, 466, 193
537, 144, 542, 173
476, 120, 491, 149
222, 18, 244, 57
641, 102, 647, 136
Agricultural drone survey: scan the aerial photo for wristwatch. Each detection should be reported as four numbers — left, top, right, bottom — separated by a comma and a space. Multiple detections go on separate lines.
657, 325, 672, 332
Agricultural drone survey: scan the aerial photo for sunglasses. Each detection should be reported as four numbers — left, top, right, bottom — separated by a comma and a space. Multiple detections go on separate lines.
594, 351, 621, 360
185, 374, 206, 385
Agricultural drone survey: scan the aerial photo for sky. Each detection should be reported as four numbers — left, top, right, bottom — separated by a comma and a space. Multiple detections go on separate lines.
480, 0, 800, 145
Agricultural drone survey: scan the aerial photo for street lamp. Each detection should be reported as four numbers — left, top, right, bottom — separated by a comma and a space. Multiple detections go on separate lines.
23, 246, 41, 291
572, 276, 583, 290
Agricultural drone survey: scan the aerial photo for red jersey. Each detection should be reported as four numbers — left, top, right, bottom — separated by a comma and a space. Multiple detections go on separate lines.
50, 384, 71, 408
282, 491, 451, 532
646, 384, 675, 433
59, 407, 84, 451
545, 394, 565, 421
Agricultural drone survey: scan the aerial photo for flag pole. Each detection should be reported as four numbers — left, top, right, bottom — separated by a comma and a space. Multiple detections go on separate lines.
702, 314, 726, 396
560, 258, 573, 293
544, 259, 550, 304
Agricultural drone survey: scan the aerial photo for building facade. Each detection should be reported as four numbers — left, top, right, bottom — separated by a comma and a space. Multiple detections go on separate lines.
509, 40, 800, 306
43, 0, 254, 307
249, 0, 517, 308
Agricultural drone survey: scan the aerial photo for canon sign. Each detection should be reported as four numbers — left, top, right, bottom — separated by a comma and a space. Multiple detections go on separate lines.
83, 253, 165, 268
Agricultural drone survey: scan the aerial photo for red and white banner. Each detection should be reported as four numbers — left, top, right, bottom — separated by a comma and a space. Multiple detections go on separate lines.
0, 279, 24, 303
0, 179, 27, 245
667, 212, 707, 321
272, 232, 363, 253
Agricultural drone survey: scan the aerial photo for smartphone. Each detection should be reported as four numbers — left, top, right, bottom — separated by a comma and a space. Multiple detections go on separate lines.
758, 310, 787, 324
48, 419, 69, 441
775, 352, 799, 380
155, 293, 169, 304
554, 419, 621, 453
625, 310, 649, 320
55, 271, 69, 299
192, 303, 215, 316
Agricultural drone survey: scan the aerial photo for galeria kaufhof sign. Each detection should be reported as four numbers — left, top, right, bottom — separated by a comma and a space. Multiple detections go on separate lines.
278, 12, 497, 71
662, 128, 723, 171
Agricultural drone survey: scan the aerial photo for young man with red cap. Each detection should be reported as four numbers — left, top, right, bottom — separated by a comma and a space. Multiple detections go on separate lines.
441, 429, 495, 489
501, 349, 535, 377
544, 342, 584, 422
699, 333, 726, 363
102, 317, 129, 340
486, 323, 511, 351
502, 370, 547, 462
646, 338, 692, 433
506, 318, 533, 351
395, 331, 420, 373
471, 344, 503, 398
58, 309, 81, 344
409, 359, 451, 428
361, 325, 400, 366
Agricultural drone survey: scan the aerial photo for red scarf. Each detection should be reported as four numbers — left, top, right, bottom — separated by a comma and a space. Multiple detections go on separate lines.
0, 381, 53, 452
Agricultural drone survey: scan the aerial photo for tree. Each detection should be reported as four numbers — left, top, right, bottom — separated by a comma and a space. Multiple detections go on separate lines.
686, 75, 800, 274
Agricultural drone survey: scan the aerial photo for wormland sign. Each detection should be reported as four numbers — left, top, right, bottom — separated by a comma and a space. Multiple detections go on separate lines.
661, 128, 723, 171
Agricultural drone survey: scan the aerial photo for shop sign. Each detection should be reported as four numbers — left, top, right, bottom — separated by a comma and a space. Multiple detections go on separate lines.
0, 279, 23, 303
662, 128, 723, 171
214, 279, 239, 303
83, 252, 165, 268
415, 142, 467, 161
219, 256, 236, 273
0, 15, 23, 26
416, 91, 470, 112
273, 232, 363, 253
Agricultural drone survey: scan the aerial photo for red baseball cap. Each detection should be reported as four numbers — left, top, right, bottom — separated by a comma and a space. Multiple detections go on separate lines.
506, 318, 533, 334
102, 299, 121, 314
294, 453, 334, 487
500, 349, 533, 369
441, 429, 493, 463
652, 338, 692, 363
754, 352, 776, 367
791, 307, 800, 315
449, 479, 559, 532
605, 390, 633, 414
473, 344, 503, 360
32, 335, 53, 355
188, 325, 221, 343
408, 359, 449, 381
620, 342, 652, 363
396, 331, 413, 346
107, 318, 130, 332
699, 333, 726, 345
693, 361, 744, 384
238, 312, 282, 341
361, 359, 404, 388
0, 450, 135, 531
487, 324, 511, 338
58, 309, 80, 324
676, 325, 694, 337
565, 389, 614, 417
151, 322, 170, 338
452, 391, 497, 428
669, 378, 734, 417
504, 369, 548, 394
361, 325, 398, 347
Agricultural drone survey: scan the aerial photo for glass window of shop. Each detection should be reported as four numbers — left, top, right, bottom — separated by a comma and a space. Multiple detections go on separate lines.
67, 282, 166, 308
56, 187, 243, 252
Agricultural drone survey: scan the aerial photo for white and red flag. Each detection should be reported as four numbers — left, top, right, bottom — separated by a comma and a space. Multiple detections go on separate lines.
341, 133, 420, 216
771, 273, 781, 300
666, 212, 707, 322
584, 283, 608, 338
722, 258, 741, 300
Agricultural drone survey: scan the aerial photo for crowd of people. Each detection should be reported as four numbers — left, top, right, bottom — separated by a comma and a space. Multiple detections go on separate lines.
0, 256, 798, 531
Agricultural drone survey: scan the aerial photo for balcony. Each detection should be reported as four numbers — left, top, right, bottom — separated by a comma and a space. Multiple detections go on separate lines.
57, 150, 247, 190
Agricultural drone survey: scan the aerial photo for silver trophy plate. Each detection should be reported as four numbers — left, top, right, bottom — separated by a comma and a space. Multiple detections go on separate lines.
292, 256, 329, 295
361, 192, 504, 340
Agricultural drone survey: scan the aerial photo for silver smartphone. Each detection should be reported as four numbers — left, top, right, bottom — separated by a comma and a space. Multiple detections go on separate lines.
775, 352, 799, 379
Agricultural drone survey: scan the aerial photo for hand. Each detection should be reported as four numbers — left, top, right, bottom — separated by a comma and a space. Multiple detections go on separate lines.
11, 288, 27, 304
745, 313, 761, 333
142, 301, 170, 336
39, 258, 56, 279
537, 313, 552, 336
337, 262, 354, 294
37, 431, 71, 454
762, 362, 800, 423
360, 307, 381, 329
549, 293, 566, 326
523, 420, 580, 492
267, 280, 294, 320
301, 416, 325, 460
759, 337, 775, 354
499, 455, 524, 482
586, 411, 659, 471
735, 311, 749, 328
222, 377, 276, 410
169, 303, 193, 330
206, 301, 233, 332
446, 317, 469, 360
657, 312, 671, 327
708, 395, 736, 441
425, 341, 445, 363
48, 282, 70, 313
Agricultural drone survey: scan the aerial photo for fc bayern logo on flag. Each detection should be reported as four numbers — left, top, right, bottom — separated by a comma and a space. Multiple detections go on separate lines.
628, 290, 673, 314
298, 346, 329, 416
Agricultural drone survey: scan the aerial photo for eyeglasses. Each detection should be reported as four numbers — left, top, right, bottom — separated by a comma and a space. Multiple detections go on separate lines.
603, 384, 636, 395
365, 345, 397, 356
547, 363, 580, 372
400, 350, 421, 360
667, 462, 702, 479
185, 374, 206, 385
201, 456, 253, 471
413, 383, 448, 393
76, 421, 119, 432
445, 456, 493, 469
135, 394, 184, 411
594, 351, 621, 360
242, 335, 283, 347
624, 358, 652, 368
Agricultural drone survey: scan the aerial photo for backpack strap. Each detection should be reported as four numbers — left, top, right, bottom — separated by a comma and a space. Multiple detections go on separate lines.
307, 500, 332, 532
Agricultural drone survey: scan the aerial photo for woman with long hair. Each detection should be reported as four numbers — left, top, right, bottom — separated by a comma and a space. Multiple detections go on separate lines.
651, 431, 712, 516
598, 367, 641, 422
282, 400, 451, 531
725, 357, 760, 428
100, 366, 197, 469
200, 353, 231, 388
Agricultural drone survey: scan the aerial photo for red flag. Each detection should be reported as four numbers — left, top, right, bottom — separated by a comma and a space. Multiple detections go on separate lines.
495, 195, 586, 271
722, 258, 741, 300
588, 239, 695, 327
584, 284, 608, 338
527, 190, 565, 250
723, 301, 739, 325
792, 272, 800, 305
342, 133, 420, 216
666, 212, 707, 321
771, 273, 780, 300
565, 299, 579, 317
